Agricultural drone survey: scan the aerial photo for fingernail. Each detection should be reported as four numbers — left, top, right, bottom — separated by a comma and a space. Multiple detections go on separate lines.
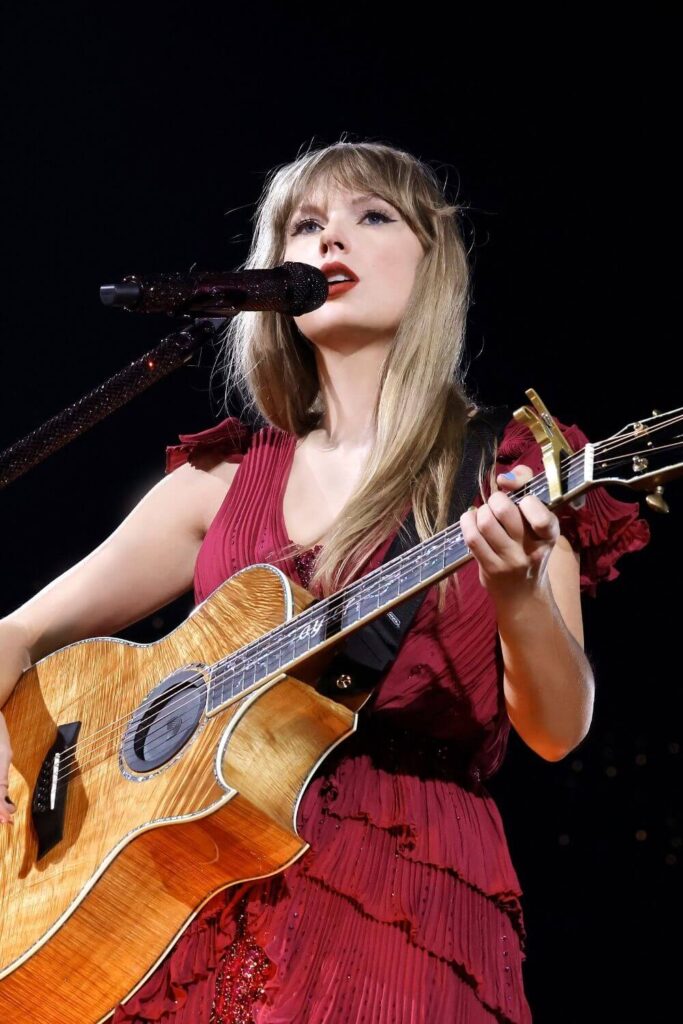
501, 471, 516, 479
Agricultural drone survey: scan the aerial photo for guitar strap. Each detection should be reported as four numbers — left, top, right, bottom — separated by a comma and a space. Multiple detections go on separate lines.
317, 403, 513, 698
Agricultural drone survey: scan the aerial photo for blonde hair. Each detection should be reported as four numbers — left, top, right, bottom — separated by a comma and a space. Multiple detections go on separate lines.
219, 137, 500, 605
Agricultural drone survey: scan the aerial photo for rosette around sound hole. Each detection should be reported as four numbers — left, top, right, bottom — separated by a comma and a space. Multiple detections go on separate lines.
122, 665, 208, 773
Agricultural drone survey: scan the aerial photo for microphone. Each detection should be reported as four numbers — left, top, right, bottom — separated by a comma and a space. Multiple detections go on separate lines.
99, 261, 328, 317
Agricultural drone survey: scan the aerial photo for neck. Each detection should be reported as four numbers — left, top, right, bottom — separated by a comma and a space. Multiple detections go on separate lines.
313, 337, 390, 447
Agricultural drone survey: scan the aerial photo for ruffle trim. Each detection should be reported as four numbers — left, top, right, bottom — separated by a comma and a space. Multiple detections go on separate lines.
300, 802, 527, 944
288, 864, 528, 1023
165, 416, 253, 474
114, 759, 530, 1024
114, 837, 528, 1024
300, 742, 525, 907
553, 482, 651, 597
497, 416, 651, 597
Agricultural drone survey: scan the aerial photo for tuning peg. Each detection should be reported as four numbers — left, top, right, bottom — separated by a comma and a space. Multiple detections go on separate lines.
645, 485, 670, 514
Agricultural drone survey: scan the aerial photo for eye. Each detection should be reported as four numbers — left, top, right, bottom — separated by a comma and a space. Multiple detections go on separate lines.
289, 208, 395, 236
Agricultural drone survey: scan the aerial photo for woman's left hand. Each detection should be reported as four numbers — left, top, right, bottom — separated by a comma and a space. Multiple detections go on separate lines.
459, 465, 560, 608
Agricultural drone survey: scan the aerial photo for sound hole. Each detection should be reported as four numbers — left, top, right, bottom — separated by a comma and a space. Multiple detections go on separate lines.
122, 666, 207, 773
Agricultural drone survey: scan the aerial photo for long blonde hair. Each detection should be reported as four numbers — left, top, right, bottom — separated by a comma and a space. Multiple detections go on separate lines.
219, 138, 499, 604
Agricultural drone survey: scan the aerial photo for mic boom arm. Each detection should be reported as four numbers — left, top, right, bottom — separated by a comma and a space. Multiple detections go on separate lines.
0, 317, 225, 490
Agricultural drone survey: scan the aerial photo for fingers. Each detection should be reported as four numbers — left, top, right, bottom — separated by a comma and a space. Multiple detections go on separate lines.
461, 504, 526, 574
496, 464, 534, 491
462, 469, 529, 553
518, 496, 560, 542
460, 462, 559, 570
496, 465, 559, 542
463, 498, 525, 556
0, 781, 15, 825
0, 713, 15, 824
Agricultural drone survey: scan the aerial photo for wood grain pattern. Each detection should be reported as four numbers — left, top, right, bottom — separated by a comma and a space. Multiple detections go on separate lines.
0, 565, 357, 1023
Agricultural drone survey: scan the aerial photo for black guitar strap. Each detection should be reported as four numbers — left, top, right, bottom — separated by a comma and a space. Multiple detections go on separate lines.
317, 404, 513, 698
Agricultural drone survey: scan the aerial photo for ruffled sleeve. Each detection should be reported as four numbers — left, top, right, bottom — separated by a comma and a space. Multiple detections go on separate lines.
496, 416, 652, 598
165, 416, 253, 474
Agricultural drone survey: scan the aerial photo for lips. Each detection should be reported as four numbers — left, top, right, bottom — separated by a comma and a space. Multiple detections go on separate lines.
320, 260, 359, 300
320, 260, 359, 283
326, 279, 358, 299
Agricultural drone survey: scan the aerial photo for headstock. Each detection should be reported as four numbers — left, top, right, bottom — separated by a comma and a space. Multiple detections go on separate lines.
587, 406, 683, 512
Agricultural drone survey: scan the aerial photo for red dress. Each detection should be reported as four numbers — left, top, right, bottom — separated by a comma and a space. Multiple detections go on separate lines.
113, 413, 650, 1024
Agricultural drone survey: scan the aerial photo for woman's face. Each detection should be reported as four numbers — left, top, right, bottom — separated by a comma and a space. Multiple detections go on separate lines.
283, 183, 424, 352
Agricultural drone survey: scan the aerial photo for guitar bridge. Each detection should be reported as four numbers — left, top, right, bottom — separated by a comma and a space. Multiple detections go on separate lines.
32, 721, 81, 860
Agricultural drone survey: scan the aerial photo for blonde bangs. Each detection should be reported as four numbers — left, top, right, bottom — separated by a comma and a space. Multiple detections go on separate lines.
218, 138, 497, 607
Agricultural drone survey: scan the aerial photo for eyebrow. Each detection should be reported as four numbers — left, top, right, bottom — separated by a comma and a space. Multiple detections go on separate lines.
291, 193, 392, 218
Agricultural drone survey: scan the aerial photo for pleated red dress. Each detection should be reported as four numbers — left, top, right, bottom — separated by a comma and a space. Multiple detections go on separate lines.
113, 412, 651, 1024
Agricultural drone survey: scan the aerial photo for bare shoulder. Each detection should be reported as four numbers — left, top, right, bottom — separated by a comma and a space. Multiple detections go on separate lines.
157, 453, 241, 537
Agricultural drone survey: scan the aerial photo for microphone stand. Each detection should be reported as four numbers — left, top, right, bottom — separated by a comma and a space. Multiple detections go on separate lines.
0, 317, 226, 490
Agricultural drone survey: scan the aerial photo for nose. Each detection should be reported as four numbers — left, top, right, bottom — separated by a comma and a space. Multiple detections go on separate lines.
318, 220, 347, 255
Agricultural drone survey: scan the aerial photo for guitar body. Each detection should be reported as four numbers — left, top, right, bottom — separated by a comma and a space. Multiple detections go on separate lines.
1, 393, 675, 1023
0, 565, 358, 1023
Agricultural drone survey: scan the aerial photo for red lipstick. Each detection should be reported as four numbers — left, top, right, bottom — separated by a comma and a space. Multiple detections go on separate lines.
320, 260, 359, 300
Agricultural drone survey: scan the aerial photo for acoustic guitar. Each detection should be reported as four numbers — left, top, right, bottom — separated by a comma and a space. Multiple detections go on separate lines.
0, 392, 680, 1023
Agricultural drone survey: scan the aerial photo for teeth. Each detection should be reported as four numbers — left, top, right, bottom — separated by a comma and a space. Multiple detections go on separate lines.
328, 275, 352, 283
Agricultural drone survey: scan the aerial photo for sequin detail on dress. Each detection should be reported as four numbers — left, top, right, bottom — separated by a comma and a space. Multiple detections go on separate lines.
210, 895, 275, 1024
292, 544, 322, 590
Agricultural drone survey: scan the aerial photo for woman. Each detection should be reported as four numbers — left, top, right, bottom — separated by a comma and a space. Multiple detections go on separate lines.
0, 141, 650, 1023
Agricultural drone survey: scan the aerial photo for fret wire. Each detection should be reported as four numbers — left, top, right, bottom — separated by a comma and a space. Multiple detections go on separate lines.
205, 422, 667, 713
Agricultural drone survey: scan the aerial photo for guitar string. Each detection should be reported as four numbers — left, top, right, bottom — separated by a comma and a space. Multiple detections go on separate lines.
52, 437, 599, 778
52, 422, 682, 783
53, 420, 683, 784
52, 469, 559, 781
77, 412, 677, 738
51, 422, 681, 783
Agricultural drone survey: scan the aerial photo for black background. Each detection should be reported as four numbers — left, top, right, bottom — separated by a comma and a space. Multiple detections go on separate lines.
0, 8, 679, 1022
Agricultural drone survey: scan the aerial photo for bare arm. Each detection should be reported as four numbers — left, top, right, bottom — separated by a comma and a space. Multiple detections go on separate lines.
499, 534, 594, 761
1, 456, 238, 687
0, 454, 237, 825
460, 464, 594, 763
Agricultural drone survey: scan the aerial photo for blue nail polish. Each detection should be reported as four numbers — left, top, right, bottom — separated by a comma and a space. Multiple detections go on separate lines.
502, 471, 516, 479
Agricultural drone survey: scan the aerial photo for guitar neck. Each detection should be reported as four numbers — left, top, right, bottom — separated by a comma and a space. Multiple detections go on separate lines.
206, 444, 592, 714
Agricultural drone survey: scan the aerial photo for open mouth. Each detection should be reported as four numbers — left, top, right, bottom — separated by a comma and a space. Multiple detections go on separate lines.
326, 280, 358, 298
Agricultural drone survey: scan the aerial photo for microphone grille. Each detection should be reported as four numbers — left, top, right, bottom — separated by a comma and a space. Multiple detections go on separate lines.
281, 262, 328, 316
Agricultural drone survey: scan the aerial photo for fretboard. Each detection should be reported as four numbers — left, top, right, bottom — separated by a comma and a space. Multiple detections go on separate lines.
206, 444, 590, 714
